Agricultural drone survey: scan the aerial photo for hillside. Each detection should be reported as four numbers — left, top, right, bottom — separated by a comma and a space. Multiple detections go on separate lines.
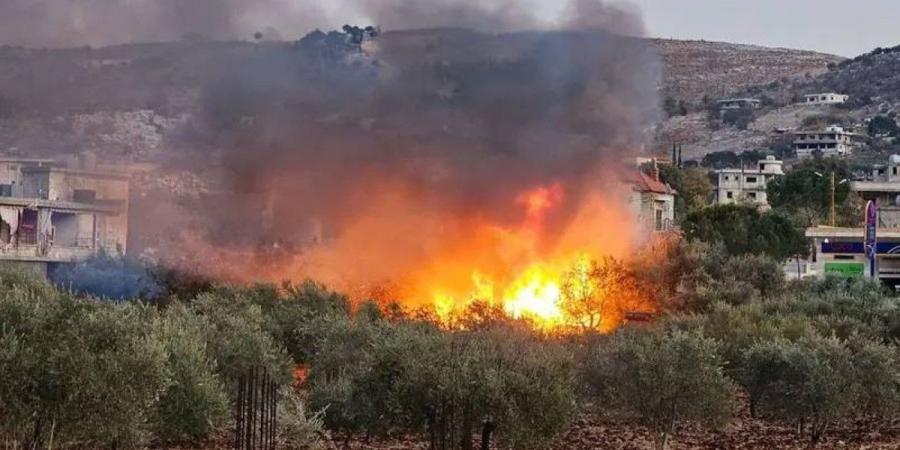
653, 39, 842, 106
0, 34, 844, 164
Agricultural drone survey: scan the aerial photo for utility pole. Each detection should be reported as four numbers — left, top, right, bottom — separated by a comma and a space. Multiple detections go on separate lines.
831, 172, 836, 227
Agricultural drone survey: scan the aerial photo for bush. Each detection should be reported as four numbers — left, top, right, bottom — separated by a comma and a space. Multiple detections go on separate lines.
309, 319, 577, 450
190, 288, 295, 391
154, 305, 229, 442
582, 329, 733, 450
740, 336, 861, 444
278, 387, 326, 450
0, 280, 169, 448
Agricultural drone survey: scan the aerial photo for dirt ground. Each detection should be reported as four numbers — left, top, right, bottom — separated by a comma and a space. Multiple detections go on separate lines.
167, 395, 900, 450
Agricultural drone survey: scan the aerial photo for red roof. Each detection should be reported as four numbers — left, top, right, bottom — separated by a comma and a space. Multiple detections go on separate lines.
625, 171, 676, 195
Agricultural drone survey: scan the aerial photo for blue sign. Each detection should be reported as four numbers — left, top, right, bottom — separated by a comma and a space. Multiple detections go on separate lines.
822, 242, 900, 255
865, 201, 879, 278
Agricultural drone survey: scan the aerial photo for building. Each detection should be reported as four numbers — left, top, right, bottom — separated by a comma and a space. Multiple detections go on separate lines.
625, 167, 677, 234
852, 155, 900, 227
0, 154, 130, 274
793, 126, 855, 158
717, 98, 761, 112
714, 155, 784, 207
806, 227, 900, 288
802, 93, 849, 105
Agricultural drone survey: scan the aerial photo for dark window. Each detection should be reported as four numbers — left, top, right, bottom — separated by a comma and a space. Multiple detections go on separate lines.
655, 209, 663, 231
746, 177, 757, 183
0, 184, 11, 197
73, 189, 96, 203
726, 191, 734, 199
749, 192, 757, 199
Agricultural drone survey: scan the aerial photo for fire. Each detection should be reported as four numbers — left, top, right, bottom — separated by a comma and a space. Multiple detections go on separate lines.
410, 184, 644, 332
248, 176, 650, 333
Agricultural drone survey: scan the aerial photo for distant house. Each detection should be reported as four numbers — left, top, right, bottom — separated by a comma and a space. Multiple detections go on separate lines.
717, 98, 761, 112
0, 154, 130, 274
625, 166, 677, 234
802, 93, 849, 105
714, 155, 784, 208
793, 126, 855, 158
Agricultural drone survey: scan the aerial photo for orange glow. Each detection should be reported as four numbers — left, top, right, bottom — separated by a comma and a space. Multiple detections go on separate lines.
218, 173, 654, 333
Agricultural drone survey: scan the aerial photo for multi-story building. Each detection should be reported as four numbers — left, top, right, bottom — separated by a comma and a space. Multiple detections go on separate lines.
852, 155, 900, 227
714, 156, 784, 207
625, 166, 677, 234
0, 153, 130, 274
802, 93, 849, 105
793, 126, 855, 158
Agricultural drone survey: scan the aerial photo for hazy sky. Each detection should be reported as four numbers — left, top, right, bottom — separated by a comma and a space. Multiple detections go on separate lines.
624, 0, 900, 57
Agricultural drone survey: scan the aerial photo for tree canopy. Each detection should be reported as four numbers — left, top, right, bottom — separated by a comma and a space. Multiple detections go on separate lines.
682, 204, 807, 261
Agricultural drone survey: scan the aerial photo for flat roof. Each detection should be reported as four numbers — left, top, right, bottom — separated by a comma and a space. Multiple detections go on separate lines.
806, 227, 900, 239
852, 181, 900, 193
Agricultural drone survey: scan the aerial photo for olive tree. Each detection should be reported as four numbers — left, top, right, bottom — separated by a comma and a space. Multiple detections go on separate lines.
582, 329, 734, 450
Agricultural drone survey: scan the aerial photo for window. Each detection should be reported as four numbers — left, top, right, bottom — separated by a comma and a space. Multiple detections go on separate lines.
0, 184, 11, 197
893, 167, 897, 176
655, 209, 664, 231
73, 189, 96, 204
746, 176, 757, 183
726, 191, 734, 199
749, 192, 757, 199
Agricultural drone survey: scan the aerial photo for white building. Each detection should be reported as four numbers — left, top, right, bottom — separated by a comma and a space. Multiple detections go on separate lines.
806, 227, 900, 288
717, 98, 761, 111
0, 154, 131, 274
793, 126, 855, 158
803, 93, 849, 105
715, 156, 784, 207
852, 155, 900, 228
625, 169, 676, 234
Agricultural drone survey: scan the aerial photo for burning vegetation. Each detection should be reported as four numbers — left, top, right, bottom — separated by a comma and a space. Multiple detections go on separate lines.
132, 22, 662, 332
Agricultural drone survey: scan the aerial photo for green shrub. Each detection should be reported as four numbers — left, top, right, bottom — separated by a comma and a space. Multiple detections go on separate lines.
154, 305, 229, 442
190, 289, 294, 391
740, 336, 860, 444
582, 328, 733, 450
0, 284, 169, 448
309, 319, 576, 450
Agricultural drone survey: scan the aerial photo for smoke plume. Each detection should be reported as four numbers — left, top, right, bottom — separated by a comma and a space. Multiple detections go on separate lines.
1, 0, 664, 303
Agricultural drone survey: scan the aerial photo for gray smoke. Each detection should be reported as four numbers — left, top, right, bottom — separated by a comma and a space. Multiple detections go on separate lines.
0, 0, 646, 48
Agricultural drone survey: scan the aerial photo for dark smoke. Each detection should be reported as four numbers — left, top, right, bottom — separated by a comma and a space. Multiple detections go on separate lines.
0, 0, 647, 48
0, 0, 329, 47
131, 4, 663, 285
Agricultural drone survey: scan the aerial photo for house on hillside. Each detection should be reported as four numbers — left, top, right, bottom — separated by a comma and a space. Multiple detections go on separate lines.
716, 98, 761, 116
625, 165, 677, 234
714, 155, 784, 208
802, 93, 849, 105
793, 126, 856, 158
0, 153, 131, 274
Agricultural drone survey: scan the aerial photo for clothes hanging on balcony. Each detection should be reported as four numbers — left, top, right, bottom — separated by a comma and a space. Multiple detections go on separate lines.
0, 206, 21, 236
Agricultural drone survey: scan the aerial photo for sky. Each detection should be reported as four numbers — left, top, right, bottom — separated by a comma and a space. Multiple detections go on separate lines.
622, 0, 900, 57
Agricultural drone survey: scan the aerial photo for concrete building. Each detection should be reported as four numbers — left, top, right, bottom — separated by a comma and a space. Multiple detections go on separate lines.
0, 154, 130, 274
714, 155, 784, 208
717, 98, 761, 112
802, 93, 849, 105
625, 168, 677, 234
793, 126, 855, 158
852, 155, 900, 227
806, 227, 900, 288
